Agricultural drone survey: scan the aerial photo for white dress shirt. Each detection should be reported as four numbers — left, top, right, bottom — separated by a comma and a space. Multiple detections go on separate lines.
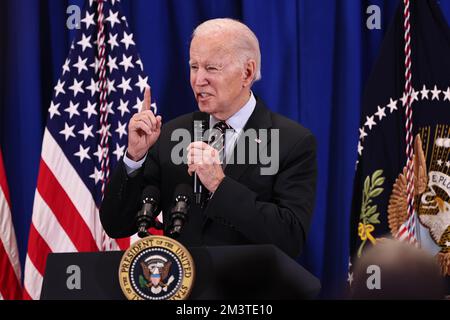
210, 92, 256, 164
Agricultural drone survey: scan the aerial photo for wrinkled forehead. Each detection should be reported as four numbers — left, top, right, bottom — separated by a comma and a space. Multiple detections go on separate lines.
189, 34, 235, 64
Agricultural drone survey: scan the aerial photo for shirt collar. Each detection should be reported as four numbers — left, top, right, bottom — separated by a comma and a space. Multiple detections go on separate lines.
210, 92, 256, 133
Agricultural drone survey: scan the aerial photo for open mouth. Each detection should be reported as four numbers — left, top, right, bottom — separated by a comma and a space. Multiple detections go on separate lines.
197, 92, 213, 101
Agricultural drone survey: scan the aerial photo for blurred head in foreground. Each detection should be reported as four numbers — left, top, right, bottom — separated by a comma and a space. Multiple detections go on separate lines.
350, 238, 446, 299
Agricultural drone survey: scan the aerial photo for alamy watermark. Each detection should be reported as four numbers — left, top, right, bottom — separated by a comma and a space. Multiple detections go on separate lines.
366, 264, 381, 290
67, 5, 82, 30
66, 264, 81, 290
171, 125, 280, 176
366, 5, 381, 30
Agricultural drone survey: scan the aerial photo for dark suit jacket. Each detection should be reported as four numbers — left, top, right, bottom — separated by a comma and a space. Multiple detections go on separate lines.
100, 98, 317, 258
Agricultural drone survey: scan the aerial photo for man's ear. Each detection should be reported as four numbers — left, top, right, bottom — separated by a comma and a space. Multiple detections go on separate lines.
242, 59, 257, 87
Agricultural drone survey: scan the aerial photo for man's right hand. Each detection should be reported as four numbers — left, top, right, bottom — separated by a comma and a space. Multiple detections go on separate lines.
127, 87, 162, 161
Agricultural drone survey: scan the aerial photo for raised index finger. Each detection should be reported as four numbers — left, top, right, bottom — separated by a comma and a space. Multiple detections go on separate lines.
142, 86, 151, 111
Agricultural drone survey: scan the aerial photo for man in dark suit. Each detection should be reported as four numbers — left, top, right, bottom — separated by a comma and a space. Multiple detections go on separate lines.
100, 18, 317, 258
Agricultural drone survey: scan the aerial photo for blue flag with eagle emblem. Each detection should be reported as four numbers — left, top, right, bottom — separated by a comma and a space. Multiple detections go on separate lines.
349, 0, 450, 295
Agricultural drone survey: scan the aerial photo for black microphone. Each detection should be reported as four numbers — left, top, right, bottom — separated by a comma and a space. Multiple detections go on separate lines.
167, 184, 192, 238
136, 185, 160, 238
193, 112, 209, 205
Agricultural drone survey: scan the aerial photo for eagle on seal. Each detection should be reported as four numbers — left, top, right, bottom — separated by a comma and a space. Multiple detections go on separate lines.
388, 134, 450, 276
140, 260, 172, 288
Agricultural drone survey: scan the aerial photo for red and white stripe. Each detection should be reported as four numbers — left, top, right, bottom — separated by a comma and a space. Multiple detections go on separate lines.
396, 0, 417, 245
396, 208, 417, 244
23, 130, 130, 300
0, 150, 22, 300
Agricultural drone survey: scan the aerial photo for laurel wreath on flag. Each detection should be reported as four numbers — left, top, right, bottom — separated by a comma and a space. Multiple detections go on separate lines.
357, 170, 385, 257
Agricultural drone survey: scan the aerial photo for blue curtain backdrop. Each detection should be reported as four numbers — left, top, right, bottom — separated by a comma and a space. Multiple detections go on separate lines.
2, 0, 450, 298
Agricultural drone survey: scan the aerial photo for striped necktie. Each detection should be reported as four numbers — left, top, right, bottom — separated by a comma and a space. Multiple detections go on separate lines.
209, 121, 232, 167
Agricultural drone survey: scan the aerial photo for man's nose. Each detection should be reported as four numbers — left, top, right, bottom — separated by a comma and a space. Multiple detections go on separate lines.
194, 68, 209, 86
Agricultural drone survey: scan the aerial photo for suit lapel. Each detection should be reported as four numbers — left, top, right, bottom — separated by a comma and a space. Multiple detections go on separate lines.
200, 98, 273, 234
224, 98, 273, 182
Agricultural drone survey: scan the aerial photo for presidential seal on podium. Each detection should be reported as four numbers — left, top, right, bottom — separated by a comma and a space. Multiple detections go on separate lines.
118, 236, 195, 300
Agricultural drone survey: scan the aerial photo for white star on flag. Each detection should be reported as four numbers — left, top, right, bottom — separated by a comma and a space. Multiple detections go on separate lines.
107, 55, 119, 73
431, 85, 441, 100
65, 101, 80, 119
118, 99, 130, 117
357, 141, 364, 156
74, 145, 91, 163
135, 75, 148, 93
68, 78, 85, 97
375, 106, 386, 120
73, 56, 88, 74
359, 127, 367, 140
54, 79, 65, 98
386, 98, 397, 113
78, 123, 94, 141
81, 11, 95, 29
420, 85, 429, 100
97, 123, 112, 137
132, 97, 144, 112
410, 88, 419, 102
107, 79, 117, 94
347, 272, 354, 286
119, 54, 134, 72
105, 10, 120, 28
62, 58, 70, 75
121, 32, 135, 50
400, 92, 409, 106
136, 58, 144, 71
89, 167, 104, 185
108, 33, 119, 51
77, 33, 93, 52
93, 145, 104, 162
48, 101, 61, 119
115, 121, 127, 139
112, 143, 126, 161
117, 77, 132, 95
83, 101, 97, 119
90, 57, 100, 73
442, 87, 450, 101
364, 115, 376, 130
86, 79, 99, 97
105, 102, 115, 115
59, 122, 76, 141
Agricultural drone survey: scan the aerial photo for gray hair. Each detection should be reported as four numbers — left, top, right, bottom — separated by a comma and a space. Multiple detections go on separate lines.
192, 18, 262, 82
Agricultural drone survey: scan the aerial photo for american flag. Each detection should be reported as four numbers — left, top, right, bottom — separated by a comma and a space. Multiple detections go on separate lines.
23, 0, 153, 299
0, 149, 22, 300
